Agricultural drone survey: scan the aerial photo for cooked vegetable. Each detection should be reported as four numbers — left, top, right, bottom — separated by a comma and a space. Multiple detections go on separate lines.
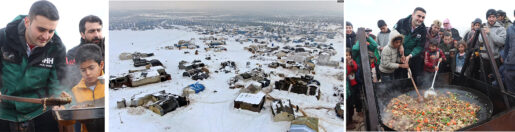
383, 93, 480, 131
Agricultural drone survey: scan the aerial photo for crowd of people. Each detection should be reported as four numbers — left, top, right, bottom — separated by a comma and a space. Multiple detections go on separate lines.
346, 7, 514, 129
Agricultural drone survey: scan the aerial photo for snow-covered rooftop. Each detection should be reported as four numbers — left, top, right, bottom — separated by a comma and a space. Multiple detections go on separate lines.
235, 92, 265, 105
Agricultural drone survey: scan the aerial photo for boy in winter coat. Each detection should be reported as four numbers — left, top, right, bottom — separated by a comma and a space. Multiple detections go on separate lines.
379, 35, 409, 81
424, 40, 445, 83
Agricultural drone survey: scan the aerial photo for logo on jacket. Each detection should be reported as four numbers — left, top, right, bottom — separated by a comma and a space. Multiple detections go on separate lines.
39, 57, 54, 68
416, 34, 421, 39
2, 51, 15, 61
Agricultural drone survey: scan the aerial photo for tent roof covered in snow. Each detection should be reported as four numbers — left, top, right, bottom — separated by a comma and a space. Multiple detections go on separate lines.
290, 116, 319, 132
234, 92, 265, 105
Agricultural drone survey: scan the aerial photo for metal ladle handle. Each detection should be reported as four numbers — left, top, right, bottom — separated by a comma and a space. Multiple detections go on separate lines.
430, 60, 441, 90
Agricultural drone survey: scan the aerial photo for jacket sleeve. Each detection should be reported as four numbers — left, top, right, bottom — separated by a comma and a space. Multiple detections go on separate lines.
490, 27, 507, 47
367, 36, 378, 50
352, 41, 360, 58
48, 39, 68, 97
504, 30, 510, 59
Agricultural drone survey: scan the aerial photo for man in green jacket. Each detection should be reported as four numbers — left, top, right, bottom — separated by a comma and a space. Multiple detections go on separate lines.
394, 7, 428, 85
0, 1, 67, 131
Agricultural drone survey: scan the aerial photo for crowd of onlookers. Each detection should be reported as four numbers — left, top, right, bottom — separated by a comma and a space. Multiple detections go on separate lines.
345, 7, 514, 129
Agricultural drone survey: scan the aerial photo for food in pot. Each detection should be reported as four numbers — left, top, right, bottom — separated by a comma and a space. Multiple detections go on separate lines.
383, 92, 480, 131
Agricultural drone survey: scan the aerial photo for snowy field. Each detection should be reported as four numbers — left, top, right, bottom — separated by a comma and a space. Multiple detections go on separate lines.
109, 27, 344, 132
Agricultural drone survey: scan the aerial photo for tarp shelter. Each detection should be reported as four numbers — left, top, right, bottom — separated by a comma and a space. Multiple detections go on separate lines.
189, 82, 205, 93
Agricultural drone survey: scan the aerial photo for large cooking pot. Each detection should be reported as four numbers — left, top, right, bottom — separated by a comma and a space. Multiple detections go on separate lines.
373, 78, 493, 131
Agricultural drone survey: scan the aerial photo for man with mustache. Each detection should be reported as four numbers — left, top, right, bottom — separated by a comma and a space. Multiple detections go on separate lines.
478, 9, 506, 84
394, 7, 427, 85
0, 1, 67, 131
64, 15, 104, 89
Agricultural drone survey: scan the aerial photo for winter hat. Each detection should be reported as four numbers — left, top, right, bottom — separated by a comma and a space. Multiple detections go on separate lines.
346, 21, 353, 28
377, 20, 387, 28
497, 10, 506, 17
486, 9, 497, 19
473, 18, 482, 25
432, 20, 442, 28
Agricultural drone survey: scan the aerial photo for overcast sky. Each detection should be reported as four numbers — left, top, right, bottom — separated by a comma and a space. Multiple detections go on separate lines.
345, 0, 513, 37
110, 1, 343, 17
0, 0, 108, 51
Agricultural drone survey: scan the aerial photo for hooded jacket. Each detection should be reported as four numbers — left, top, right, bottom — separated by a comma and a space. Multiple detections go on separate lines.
0, 15, 66, 122
379, 35, 404, 73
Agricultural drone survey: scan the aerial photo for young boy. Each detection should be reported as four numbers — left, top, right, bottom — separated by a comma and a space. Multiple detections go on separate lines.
379, 35, 409, 81
72, 44, 105, 107
64, 44, 105, 131
424, 40, 446, 81
439, 32, 453, 73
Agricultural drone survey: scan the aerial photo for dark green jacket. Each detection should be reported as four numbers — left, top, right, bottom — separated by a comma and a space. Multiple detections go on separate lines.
351, 36, 380, 66
394, 15, 427, 58
0, 15, 66, 122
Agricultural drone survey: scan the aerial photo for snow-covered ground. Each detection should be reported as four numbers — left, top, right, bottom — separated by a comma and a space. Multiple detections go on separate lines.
109, 27, 344, 132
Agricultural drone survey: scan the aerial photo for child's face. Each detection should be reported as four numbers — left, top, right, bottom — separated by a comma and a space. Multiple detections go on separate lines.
380, 26, 388, 32
458, 44, 465, 52
393, 40, 402, 48
473, 23, 481, 30
443, 36, 452, 44
80, 60, 104, 85
429, 45, 437, 51
346, 52, 351, 60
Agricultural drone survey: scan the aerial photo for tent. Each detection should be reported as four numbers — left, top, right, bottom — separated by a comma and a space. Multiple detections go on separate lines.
189, 82, 205, 93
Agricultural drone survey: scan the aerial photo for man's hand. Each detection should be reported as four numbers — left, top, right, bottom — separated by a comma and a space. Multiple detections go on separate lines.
52, 91, 71, 110
53, 105, 65, 110
400, 56, 406, 63
399, 63, 409, 69
484, 27, 490, 34
404, 55, 412, 64
59, 91, 71, 99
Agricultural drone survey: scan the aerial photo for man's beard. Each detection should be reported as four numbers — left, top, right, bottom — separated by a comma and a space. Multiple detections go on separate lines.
87, 37, 102, 44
